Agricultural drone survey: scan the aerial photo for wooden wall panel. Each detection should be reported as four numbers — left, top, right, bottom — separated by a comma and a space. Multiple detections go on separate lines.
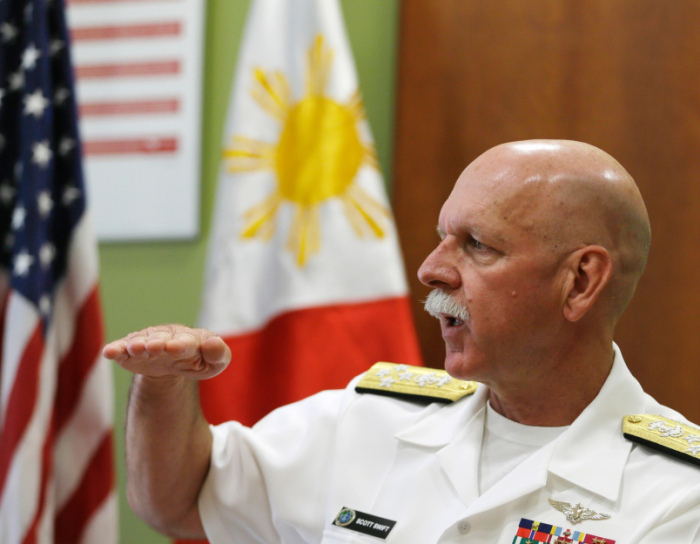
393, 0, 700, 421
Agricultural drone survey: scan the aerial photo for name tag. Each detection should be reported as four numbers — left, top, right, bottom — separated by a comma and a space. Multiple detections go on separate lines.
333, 507, 397, 540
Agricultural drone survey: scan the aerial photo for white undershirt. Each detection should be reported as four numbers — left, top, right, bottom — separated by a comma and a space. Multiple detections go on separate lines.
478, 402, 569, 495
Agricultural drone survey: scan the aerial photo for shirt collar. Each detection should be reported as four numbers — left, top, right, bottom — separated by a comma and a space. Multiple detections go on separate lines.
393, 383, 488, 447
547, 343, 646, 501
394, 344, 647, 502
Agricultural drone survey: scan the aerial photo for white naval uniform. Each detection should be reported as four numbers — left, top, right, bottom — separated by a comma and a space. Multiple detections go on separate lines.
198, 346, 700, 543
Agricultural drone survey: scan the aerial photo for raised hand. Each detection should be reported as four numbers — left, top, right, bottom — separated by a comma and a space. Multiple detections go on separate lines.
103, 324, 231, 380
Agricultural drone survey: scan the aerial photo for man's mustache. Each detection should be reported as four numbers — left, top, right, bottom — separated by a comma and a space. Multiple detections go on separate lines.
423, 289, 470, 322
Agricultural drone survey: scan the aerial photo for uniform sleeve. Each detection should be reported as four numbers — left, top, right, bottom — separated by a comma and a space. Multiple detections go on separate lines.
198, 388, 351, 544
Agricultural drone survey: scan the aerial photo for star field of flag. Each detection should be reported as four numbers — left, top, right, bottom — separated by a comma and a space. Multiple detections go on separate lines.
0, 0, 85, 323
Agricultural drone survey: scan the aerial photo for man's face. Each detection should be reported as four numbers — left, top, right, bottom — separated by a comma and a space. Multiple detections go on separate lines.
418, 154, 567, 386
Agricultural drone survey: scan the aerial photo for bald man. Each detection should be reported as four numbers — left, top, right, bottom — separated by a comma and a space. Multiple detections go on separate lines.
106, 141, 700, 543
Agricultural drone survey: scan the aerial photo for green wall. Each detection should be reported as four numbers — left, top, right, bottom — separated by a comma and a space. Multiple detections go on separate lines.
99, 1, 400, 542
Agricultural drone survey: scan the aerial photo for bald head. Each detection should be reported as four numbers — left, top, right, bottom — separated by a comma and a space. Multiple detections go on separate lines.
458, 139, 651, 320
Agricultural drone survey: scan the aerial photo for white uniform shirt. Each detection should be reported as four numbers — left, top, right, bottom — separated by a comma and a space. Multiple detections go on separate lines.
199, 346, 700, 543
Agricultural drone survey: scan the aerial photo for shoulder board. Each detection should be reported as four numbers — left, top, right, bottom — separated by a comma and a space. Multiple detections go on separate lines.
623, 414, 700, 467
355, 362, 478, 404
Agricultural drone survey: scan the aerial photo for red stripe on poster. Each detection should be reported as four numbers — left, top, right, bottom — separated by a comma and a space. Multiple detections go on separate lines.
80, 99, 180, 117
72, 22, 181, 41
68, 0, 178, 4
83, 137, 178, 155
75, 60, 180, 79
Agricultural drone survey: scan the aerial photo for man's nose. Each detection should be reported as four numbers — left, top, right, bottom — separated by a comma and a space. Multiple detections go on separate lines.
417, 241, 461, 290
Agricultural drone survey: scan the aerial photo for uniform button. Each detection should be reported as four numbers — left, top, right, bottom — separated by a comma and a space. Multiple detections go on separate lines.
458, 520, 471, 534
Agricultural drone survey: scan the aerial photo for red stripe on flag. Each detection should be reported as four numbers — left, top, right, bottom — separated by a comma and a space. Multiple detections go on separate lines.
83, 137, 178, 156
75, 60, 180, 79
80, 98, 180, 117
198, 296, 423, 428
54, 288, 104, 433
0, 321, 45, 496
19, 413, 55, 544
71, 22, 181, 41
55, 432, 116, 544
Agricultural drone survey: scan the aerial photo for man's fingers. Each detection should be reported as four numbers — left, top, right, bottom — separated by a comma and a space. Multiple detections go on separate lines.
125, 338, 147, 358
163, 333, 199, 358
102, 325, 230, 380
201, 336, 232, 365
103, 340, 127, 361
141, 328, 178, 356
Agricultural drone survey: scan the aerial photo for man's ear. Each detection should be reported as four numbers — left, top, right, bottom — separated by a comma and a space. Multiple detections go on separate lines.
563, 246, 613, 322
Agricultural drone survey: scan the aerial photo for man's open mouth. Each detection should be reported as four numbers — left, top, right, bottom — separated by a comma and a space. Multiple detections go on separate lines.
442, 314, 465, 327
424, 289, 469, 324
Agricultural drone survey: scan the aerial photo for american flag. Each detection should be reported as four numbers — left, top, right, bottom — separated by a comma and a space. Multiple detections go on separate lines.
0, 0, 117, 543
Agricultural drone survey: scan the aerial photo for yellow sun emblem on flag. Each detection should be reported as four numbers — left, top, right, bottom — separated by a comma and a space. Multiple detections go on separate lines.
223, 34, 389, 267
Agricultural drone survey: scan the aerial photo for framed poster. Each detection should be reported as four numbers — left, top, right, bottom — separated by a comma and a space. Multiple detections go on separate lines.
67, 0, 204, 241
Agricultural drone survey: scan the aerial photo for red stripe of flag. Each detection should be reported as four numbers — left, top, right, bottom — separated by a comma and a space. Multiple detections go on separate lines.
54, 432, 115, 544
71, 22, 181, 41
75, 60, 180, 79
0, 321, 45, 496
19, 411, 55, 544
83, 137, 178, 156
54, 288, 104, 433
199, 297, 422, 428
80, 98, 180, 117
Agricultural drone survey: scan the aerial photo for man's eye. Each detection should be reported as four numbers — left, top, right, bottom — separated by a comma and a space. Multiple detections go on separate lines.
469, 236, 487, 250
